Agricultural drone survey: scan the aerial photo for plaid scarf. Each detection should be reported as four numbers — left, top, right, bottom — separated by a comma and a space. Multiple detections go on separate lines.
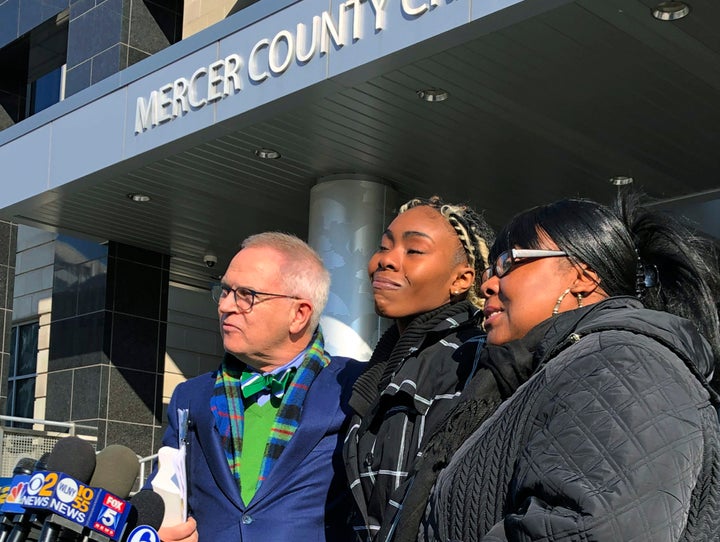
210, 328, 330, 497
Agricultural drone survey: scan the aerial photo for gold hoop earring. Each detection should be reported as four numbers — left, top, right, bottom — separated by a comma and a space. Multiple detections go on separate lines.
576, 293, 583, 308
552, 287, 572, 315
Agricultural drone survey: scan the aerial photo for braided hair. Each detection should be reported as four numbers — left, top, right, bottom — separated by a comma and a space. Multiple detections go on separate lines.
399, 196, 494, 308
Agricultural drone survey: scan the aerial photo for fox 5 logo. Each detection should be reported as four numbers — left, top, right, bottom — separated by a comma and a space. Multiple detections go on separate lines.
94, 504, 121, 535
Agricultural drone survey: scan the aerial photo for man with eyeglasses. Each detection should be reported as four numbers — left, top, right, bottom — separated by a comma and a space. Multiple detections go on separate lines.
155, 232, 362, 542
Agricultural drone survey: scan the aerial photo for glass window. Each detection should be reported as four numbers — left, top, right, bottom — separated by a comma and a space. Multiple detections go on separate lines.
29, 67, 62, 115
7, 322, 39, 428
0, 10, 68, 129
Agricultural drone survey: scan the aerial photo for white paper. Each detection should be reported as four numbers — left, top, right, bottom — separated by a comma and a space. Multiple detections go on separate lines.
151, 408, 189, 527
151, 446, 187, 526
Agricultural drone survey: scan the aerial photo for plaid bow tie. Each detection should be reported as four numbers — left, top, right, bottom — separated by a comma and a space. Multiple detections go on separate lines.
240, 368, 295, 400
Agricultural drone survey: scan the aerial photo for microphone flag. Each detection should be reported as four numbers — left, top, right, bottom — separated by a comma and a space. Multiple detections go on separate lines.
0, 477, 13, 506
125, 526, 160, 542
0, 474, 32, 516
20, 471, 131, 540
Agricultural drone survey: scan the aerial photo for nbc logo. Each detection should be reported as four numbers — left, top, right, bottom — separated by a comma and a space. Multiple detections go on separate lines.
7, 483, 25, 504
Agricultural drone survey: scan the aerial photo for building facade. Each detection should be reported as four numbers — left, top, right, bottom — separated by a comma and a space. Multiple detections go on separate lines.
0, 0, 718, 458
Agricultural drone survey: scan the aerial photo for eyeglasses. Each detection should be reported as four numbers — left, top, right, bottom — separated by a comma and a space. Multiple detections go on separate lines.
211, 284, 300, 312
482, 248, 568, 282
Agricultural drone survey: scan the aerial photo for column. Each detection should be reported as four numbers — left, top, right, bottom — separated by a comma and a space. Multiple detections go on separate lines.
308, 175, 397, 360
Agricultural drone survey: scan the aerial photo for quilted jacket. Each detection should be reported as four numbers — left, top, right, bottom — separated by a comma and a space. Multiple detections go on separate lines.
420, 297, 720, 541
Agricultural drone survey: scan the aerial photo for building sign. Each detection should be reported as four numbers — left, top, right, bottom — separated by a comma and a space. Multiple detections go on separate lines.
135, 0, 448, 134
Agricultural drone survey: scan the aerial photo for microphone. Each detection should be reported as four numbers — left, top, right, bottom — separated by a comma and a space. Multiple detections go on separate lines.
46, 438, 97, 483
35, 453, 51, 472
117, 490, 164, 542
63, 445, 140, 542
35, 445, 139, 542
89, 446, 140, 500
9, 458, 35, 477
0, 458, 38, 542
73, 489, 165, 542
8, 436, 97, 542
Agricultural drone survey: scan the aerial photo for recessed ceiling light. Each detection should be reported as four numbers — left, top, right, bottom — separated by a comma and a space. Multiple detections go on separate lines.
610, 176, 634, 186
416, 88, 449, 102
254, 148, 281, 159
652, 1, 690, 21
127, 193, 151, 202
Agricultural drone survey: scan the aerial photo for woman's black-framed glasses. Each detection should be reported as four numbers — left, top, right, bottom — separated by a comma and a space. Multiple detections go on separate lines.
482, 249, 568, 282
211, 284, 300, 312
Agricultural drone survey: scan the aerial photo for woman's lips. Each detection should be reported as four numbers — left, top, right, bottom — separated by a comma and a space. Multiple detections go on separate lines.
483, 305, 503, 326
371, 275, 402, 290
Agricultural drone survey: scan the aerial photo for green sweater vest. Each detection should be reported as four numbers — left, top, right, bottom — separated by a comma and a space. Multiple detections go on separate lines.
240, 397, 280, 504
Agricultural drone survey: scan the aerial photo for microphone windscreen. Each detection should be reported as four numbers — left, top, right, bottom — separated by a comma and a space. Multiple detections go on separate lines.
34, 452, 51, 471
90, 445, 140, 499
127, 490, 165, 531
46, 436, 96, 483
12, 457, 37, 476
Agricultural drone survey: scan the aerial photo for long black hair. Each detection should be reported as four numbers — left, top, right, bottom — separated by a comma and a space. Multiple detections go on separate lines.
490, 192, 720, 362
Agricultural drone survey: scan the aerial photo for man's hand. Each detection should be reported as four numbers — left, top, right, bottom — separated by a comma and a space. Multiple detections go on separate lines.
159, 517, 198, 542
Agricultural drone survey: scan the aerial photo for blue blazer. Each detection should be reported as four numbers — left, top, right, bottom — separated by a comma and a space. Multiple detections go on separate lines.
156, 355, 363, 541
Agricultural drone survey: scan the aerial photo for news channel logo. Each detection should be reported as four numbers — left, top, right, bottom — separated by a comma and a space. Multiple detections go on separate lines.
126, 526, 160, 542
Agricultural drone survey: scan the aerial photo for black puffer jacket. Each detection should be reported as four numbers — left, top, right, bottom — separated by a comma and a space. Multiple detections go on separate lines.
421, 297, 720, 541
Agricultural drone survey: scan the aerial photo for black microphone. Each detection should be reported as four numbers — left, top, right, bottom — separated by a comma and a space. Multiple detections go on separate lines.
34, 453, 51, 472
46, 438, 97, 483
9, 437, 97, 542
118, 490, 164, 542
0, 458, 37, 542
11, 459, 36, 476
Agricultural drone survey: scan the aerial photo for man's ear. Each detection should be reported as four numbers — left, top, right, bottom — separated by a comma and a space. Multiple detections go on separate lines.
288, 300, 314, 334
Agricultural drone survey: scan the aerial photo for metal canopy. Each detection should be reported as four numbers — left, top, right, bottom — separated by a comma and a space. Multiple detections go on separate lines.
6, 0, 720, 288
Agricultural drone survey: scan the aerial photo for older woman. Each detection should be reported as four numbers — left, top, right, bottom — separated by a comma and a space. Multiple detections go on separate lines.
343, 196, 494, 541
418, 194, 720, 541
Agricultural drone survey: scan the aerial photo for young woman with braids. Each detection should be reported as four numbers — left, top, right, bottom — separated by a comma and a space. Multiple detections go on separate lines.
413, 193, 720, 542
343, 196, 494, 541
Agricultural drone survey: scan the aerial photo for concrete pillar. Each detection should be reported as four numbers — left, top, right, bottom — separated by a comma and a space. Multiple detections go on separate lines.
308, 175, 397, 360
